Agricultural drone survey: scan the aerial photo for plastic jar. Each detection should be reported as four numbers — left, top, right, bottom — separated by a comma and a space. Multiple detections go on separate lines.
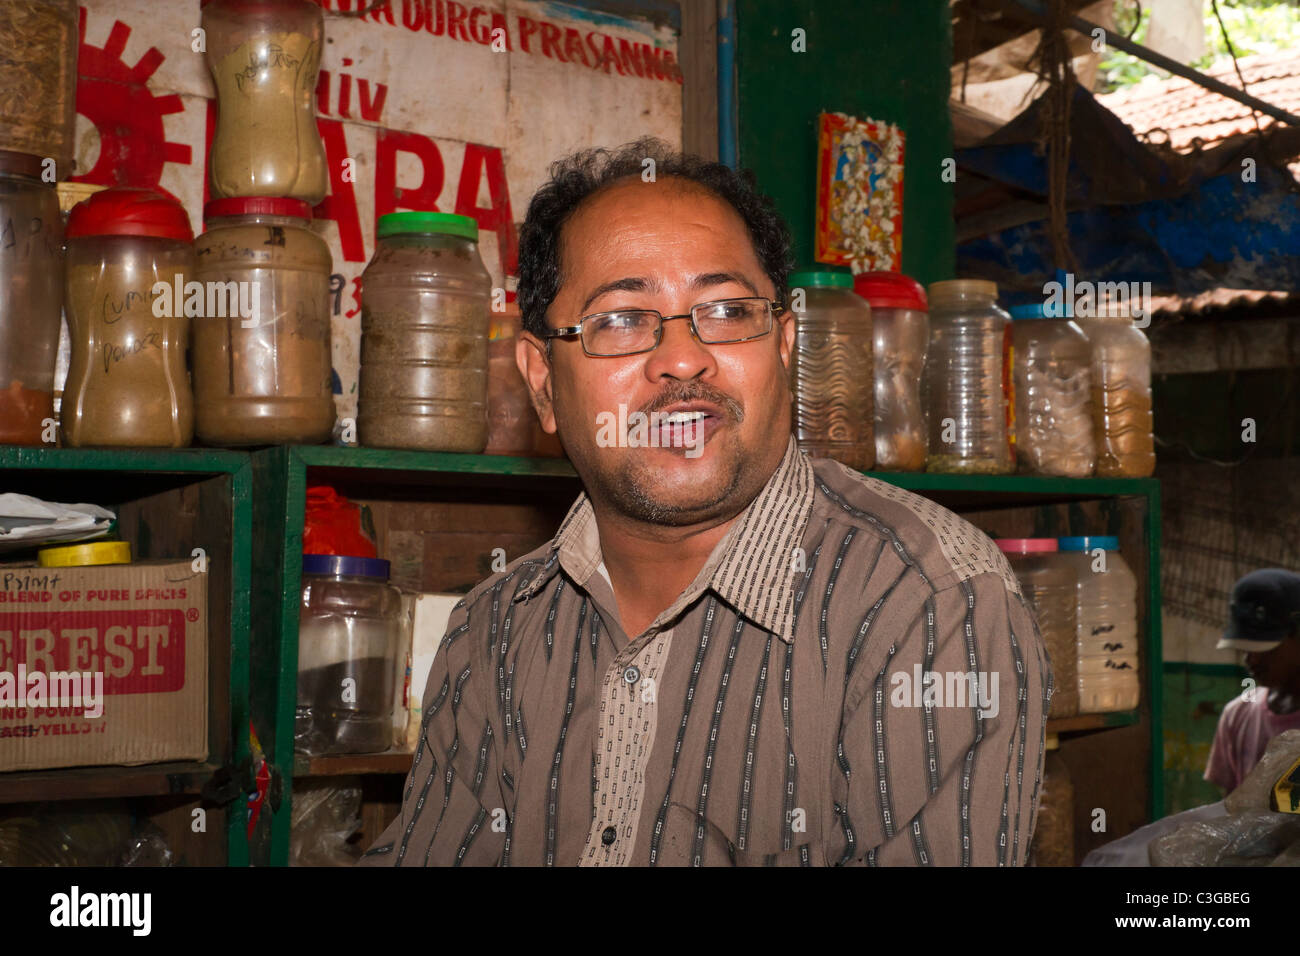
62, 188, 195, 448
1008, 303, 1096, 477
485, 306, 535, 456
358, 212, 492, 452
1029, 734, 1074, 866
924, 280, 1012, 474
192, 197, 334, 446
1074, 311, 1156, 478
788, 270, 874, 470
995, 538, 1079, 719
1059, 535, 1140, 713
0, 152, 64, 445
854, 271, 928, 471
202, 0, 329, 204
0, 0, 78, 175
296, 554, 404, 756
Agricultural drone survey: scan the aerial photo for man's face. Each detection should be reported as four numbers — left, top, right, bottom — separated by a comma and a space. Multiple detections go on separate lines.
517, 176, 796, 528
1244, 633, 1300, 688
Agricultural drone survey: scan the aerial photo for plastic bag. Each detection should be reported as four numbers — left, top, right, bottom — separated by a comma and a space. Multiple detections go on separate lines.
289, 779, 363, 867
1150, 810, 1300, 866
303, 486, 376, 557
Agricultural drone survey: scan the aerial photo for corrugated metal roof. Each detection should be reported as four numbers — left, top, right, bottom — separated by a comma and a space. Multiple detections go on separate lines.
1149, 288, 1300, 316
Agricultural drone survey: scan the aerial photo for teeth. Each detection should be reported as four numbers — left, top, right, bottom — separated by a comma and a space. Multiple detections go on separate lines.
661, 410, 707, 424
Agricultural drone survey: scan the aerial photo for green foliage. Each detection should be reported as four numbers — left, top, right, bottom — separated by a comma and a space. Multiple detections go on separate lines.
1096, 0, 1300, 93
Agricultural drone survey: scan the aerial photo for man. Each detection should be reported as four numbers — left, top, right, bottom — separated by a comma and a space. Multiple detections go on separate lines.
359, 138, 1049, 867
1205, 569, 1300, 794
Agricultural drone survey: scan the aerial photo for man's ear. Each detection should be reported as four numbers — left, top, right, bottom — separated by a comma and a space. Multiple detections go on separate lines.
776, 308, 796, 372
517, 331, 558, 434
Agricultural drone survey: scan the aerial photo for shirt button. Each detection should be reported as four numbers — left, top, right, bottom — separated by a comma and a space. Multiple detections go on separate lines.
602, 826, 617, 846
622, 664, 640, 685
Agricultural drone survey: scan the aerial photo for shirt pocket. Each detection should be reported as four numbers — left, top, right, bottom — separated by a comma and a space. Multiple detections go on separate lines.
654, 802, 817, 866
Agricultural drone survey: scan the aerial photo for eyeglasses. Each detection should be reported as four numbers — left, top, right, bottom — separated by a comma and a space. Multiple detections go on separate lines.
539, 296, 783, 357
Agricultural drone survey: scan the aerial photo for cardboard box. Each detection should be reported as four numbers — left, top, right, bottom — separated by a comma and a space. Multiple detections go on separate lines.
0, 560, 208, 771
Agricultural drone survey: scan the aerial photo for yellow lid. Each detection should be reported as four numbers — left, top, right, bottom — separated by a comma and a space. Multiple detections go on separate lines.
1045, 732, 1060, 751
927, 278, 999, 307
38, 541, 132, 567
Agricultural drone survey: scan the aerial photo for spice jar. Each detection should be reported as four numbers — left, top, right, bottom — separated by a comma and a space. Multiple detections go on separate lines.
358, 212, 492, 452
202, 0, 329, 204
924, 280, 1012, 474
1074, 309, 1156, 478
0, 0, 78, 176
485, 306, 536, 456
788, 270, 874, 470
1008, 303, 1095, 477
1059, 535, 1140, 713
1029, 734, 1074, 866
854, 271, 928, 471
0, 152, 64, 445
995, 538, 1078, 719
296, 554, 404, 756
192, 197, 334, 446
62, 188, 195, 448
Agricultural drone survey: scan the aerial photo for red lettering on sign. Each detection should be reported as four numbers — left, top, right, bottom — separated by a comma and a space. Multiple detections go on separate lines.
619, 38, 644, 78
369, 0, 397, 25
313, 119, 366, 264
375, 128, 444, 221
517, 14, 538, 52
455, 143, 517, 278
563, 27, 590, 67
540, 22, 564, 61
424, 0, 446, 36
358, 79, 388, 122
402, 0, 424, 31
316, 69, 331, 115
468, 6, 491, 45
338, 72, 352, 118
447, 1, 471, 42
0, 610, 187, 694
491, 12, 511, 50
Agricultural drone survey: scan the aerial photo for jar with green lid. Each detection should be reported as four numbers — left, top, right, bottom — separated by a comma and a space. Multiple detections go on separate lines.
358, 212, 492, 452
788, 269, 874, 470
192, 196, 335, 446
924, 279, 1012, 474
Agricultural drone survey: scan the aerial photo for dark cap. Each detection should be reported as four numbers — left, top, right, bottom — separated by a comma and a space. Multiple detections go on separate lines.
1217, 569, 1300, 653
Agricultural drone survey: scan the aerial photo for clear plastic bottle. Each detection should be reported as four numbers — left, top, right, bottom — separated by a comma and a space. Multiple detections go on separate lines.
789, 270, 874, 470
296, 554, 404, 756
0, 152, 63, 445
192, 197, 335, 446
854, 271, 928, 471
1008, 303, 1095, 477
358, 212, 492, 452
1074, 310, 1155, 478
924, 279, 1012, 474
996, 538, 1078, 719
62, 188, 195, 448
202, 0, 329, 204
1059, 535, 1140, 713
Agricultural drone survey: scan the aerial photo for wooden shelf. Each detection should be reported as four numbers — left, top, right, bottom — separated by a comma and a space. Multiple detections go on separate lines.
1046, 710, 1140, 735
293, 751, 414, 778
0, 761, 222, 804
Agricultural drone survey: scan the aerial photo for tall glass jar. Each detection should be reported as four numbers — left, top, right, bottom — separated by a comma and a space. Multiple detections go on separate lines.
996, 538, 1078, 719
62, 188, 194, 447
1008, 303, 1096, 477
924, 279, 1012, 474
358, 212, 492, 452
202, 0, 329, 204
1059, 535, 1140, 713
854, 271, 928, 471
193, 197, 334, 446
788, 270, 874, 470
1075, 311, 1156, 478
0, 0, 78, 176
0, 152, 63, 445
296, 554, 403, 756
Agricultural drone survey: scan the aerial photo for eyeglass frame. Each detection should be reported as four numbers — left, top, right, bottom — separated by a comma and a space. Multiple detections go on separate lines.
537, 296, 786, 357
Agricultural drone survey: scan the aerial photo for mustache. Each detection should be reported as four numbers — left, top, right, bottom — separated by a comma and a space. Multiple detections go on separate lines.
640, 382, 745, 422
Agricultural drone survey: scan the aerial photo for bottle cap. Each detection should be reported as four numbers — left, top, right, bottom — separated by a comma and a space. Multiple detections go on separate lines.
205, 197, 313, 222
994, 538, 1059, 554
853, 271, 927, 311
378, 212, 479, 241
788, 269, 855, 290
66, 188, 193, 242
301, 553, 391, 580
1058, 535, 1120, 552
927, 278, 999, 307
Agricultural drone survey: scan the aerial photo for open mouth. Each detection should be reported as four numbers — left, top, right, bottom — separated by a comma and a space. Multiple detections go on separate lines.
648, 404, 722, 451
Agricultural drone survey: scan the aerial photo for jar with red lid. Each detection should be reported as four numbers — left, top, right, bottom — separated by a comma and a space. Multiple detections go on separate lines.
192, 196, 334, 446
0, 151, 64, 445
62, 187, 194, 447
201, 0, 329, 204
854, 271, 929, 471
995, 537, 1078, 718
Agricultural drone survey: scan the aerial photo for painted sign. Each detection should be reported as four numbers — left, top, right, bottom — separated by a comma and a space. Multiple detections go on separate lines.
71, 0, 682, 425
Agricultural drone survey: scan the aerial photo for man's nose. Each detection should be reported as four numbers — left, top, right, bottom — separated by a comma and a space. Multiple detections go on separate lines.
644, 312, 714, 379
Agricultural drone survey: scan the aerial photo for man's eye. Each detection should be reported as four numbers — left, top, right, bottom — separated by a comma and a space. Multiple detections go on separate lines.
598, 312, 653, 330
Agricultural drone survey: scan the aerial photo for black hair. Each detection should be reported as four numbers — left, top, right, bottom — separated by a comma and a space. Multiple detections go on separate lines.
516, 136, 794, 339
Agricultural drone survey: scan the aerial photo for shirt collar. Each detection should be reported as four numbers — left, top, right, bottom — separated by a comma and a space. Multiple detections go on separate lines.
514, 435, 815, 644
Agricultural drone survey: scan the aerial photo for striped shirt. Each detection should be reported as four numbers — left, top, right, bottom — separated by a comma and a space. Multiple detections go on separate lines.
358, 436, 1051, 866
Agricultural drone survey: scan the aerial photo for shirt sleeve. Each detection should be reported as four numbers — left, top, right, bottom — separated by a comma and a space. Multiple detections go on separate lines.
833, 571, 1051, 866
1203, 698, 1241, 793
357, 601, 509, 866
